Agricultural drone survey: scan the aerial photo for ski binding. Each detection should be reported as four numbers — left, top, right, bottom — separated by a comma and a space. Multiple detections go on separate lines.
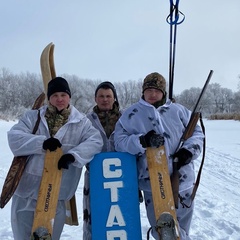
31, 226, 52, 240
156, 212, 178, 240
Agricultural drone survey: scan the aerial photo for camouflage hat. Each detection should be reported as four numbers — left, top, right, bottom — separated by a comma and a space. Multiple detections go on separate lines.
142, 72, 166, 95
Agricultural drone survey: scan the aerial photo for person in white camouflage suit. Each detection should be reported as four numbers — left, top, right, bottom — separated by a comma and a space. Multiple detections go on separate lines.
8, 77, 103, 240
114, 72, 204, 240
82, 81, 121, 240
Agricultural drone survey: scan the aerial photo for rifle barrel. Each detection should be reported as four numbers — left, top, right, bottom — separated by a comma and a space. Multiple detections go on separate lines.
192, 70, 213, 114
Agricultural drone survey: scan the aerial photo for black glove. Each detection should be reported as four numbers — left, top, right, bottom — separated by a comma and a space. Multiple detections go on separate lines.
58, 154, 75, 170
139, 130, 165, 148
173, 148, 193, 170
43, 137, 62, 152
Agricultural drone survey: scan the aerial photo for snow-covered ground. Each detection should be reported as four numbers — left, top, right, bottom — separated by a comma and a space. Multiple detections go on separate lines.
0, 119, 239, 240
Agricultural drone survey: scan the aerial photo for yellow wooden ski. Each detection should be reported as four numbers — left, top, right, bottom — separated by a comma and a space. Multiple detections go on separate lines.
31, 148, 63, 239
40, 42, 56, 95
146, 146, 180, 240
31, 42, 64, 239
31, 43, 78, 239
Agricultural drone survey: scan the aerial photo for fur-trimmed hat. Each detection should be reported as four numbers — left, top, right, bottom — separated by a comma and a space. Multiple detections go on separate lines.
47, 77, 71, 99
142, 72, 166, 96
95, 81, 119, 103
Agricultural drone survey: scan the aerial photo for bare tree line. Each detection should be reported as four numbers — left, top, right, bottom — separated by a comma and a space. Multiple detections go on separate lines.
0, 68, 239, 120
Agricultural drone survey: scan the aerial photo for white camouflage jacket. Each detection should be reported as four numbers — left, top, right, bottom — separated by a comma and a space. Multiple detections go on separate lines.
87, 112, 115, 152
8, 105, 103, 200
114, 98, 204, 192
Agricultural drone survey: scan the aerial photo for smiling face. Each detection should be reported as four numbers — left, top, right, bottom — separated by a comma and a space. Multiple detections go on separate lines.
95, 88, 115, 111
143, 88, 164, 105
49, 92, 70, 111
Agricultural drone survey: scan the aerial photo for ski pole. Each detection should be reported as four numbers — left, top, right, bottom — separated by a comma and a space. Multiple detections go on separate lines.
166, 0, 185, 100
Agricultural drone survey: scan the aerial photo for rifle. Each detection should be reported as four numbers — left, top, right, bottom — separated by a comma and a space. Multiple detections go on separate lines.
171, 70, 213, 208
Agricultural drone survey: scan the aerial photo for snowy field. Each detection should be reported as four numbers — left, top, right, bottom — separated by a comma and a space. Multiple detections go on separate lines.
0, 119, 240, 240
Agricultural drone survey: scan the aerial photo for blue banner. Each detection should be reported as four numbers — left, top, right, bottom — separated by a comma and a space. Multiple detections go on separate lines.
90, 152, 142, 240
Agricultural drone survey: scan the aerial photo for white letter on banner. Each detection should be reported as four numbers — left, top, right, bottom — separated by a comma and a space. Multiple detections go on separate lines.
106, 230, 127, 240
106, 205, 126, 227
104, 181, 123, 202
103, 158, 122, 178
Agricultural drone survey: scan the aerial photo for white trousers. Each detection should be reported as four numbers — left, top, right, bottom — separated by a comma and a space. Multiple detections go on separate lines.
139, 178, 194, 240
11, 195, 66, 240
82, 169, 92, 240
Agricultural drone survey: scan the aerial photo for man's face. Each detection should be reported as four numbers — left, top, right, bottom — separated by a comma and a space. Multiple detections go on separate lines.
143, 88, 163, 105
95, 88, 115, 111
49, 92, 70, 111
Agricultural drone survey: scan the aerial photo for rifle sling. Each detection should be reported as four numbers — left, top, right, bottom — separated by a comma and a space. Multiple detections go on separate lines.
33, 110, 41, 134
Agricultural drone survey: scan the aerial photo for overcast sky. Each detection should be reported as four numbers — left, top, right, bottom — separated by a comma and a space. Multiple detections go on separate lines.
1, 0, 240, 94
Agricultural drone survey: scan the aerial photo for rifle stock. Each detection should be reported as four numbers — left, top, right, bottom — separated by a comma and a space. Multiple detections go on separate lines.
171, 70, 213, 208
182, 112, 201, 141
171, 112, 201, 208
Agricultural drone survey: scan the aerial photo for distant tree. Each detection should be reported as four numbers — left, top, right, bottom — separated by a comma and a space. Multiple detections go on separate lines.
175, 83, 235, 116
61, 74, 97, 113
207, 83, 222, 113
218, 88, 234, 113
176, 87, 201, 111
199, 88, 214, 115
16, 72, 43, 108
1, 68, 240, 120
0, 68, 42, 118
0, 68, 14, 112
231, 91, 240, 113
116, 80, 142, 109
